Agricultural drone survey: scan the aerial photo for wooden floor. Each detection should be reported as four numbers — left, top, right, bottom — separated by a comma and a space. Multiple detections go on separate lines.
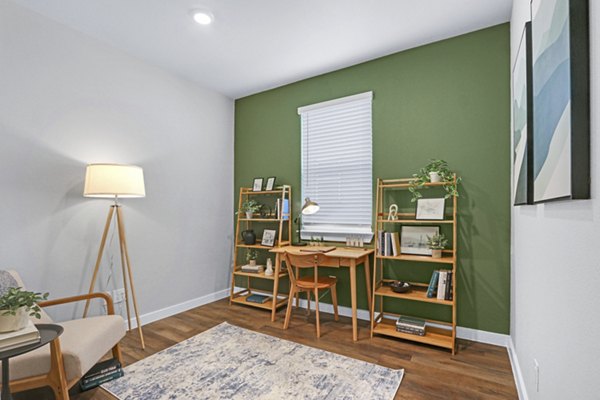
17, 298, 518, 400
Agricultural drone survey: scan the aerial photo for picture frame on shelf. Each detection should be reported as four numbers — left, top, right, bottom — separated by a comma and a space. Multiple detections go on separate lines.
400, 226, 439, 256
261, 229, 277, 247
265, 177, 276, 191
415, 198, 445, 220
252, 178, 263, 192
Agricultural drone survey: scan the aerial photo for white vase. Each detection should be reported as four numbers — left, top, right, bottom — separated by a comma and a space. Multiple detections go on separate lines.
431, 249, 442, 258
0, 306, 29, 333
265, 259, 274, 276
245, 211, 253, 219
429, 171, 442, 183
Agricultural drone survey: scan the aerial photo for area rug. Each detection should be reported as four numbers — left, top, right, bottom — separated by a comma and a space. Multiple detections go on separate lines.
102, 322, 403, 400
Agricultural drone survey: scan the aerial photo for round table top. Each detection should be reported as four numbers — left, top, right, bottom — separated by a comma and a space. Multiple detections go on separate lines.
0, 323, 63, 360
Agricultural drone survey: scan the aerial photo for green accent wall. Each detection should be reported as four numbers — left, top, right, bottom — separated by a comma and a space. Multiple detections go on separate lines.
234, 24, 510, 334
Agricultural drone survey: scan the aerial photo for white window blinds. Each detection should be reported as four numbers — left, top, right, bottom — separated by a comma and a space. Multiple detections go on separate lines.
298, 91, 373, 242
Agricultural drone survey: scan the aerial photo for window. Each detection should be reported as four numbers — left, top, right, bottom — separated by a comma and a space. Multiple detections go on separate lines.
298, 91, 373, 242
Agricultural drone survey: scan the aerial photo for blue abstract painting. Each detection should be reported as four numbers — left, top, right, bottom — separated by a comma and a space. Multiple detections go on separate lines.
531, 0, 572, 202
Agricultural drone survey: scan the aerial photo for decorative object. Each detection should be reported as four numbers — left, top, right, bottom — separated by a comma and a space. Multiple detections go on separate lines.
390, 281, 411, 294
513, 22, 534, 205
531, 0, 590, 202
408, 159, 461, 202
265, 258, 274, 276
387, 204, 398, 221
82, 163, 146, 349
426, 233, 448, 259
0, 287, 48, 332
400, 226, 439, 256
252, 177, 264, 192
428, 171, 441, 183
246, 249, 258, 266
103, 322, 404, 399
265, 176, 276, 191
239, 200, 261, 219
241, 229, 256, 245
416, 198, 445, 220
261, 229, 277, 247
260, 204, 273, 218
292, 197, 320, 246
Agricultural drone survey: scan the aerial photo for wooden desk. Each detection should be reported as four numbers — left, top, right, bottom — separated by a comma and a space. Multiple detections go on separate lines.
270, 246, 374, 341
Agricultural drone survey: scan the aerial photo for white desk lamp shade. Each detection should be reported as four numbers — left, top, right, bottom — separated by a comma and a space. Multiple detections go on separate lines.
84, 164, 145, 198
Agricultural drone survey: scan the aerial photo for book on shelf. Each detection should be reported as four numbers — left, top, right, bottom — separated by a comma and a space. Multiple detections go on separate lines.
275, 199, 290, 220
426, 270, 440, 298
240, 264, 264, 273
437, 270, 448, 300
396, 316, 426, 336
0, 320, 41, 352
246, 294, 271, 304
396, 325, 426, 336
390, 232, 400, 256
445, 271, 453, 300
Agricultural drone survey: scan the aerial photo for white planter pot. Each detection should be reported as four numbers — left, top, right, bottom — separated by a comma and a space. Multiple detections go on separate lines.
429, 172, 442, 183
249, 259, 257, 266
0, 306, 29, 333
245, 211, 253, 219
431, 249, 442, 258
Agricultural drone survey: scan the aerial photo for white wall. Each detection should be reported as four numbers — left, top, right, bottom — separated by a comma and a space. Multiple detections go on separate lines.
0, 2, 234, 322
510, 1, 600, 399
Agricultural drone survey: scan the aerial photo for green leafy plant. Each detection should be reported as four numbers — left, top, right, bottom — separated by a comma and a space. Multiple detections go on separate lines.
246, 249, 259, 262
426, 233, 448, 250
238, 200, 262, 214
0, 287, 49, 319
408, 159, 462, 202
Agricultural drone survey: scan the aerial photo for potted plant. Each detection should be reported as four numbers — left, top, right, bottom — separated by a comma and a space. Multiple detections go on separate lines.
409, 159, 461, 202
426, 233, 448, 258
246, 249, 259, 266
238, 200, 262, 219
0, 287, 49, 332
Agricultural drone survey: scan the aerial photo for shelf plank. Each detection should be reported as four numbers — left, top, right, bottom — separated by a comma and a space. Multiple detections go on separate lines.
233, 268, 287, 280
377, 219, 454, 224
236, 241, 290, 249
376, 254, 454, 264
241, 188, 289, 195
231, 293, 288, 310
373, 317, 454, 349
380, 181, 453, 189
239, 218, 290, 222
375, 285, 452, 306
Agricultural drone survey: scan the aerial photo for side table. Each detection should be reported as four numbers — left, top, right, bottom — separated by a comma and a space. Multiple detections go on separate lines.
0, 324, 63, 400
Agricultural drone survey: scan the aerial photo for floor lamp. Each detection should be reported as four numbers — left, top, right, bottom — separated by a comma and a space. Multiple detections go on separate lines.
82, 163, 146, 349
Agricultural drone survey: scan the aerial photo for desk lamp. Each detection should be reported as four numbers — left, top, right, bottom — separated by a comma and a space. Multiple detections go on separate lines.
82, 163, 146, 349
292, 197, 320, 246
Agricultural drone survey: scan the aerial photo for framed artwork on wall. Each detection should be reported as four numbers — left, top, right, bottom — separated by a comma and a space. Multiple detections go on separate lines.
252, 178, 263, 192
400, 226, 439, 256
530, 0, 590, 202
416, 198, 445, 220
513, 22, 534, 206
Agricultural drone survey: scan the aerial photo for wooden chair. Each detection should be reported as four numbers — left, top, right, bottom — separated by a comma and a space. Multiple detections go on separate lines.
282, 251, 339, 337
1, 270, 126, 400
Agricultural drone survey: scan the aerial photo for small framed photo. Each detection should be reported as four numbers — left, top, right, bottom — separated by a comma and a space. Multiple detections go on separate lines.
401, 226, 439, 256
252, 178, 264, 192
265, 176, 276, 191
261, 229, 277, 247
416, 198, 445, 220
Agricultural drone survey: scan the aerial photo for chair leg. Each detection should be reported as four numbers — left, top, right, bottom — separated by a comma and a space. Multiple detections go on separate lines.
314, 288, 321, 338
112, 343, 124, 366
331, 284, 339, 321
283, 287, 295, 330
306, 290, 311, 316
48, 338, 69, 400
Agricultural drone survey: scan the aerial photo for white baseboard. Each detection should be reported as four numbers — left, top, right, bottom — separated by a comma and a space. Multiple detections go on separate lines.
507, 337, 529, 400
455, 326, 510, 347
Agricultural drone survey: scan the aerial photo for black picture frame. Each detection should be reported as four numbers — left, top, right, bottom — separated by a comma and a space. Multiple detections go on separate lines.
530, 0, 590, 202
261, 229, 277, 247
252, 178, 263, 192
265, 176, 276, 191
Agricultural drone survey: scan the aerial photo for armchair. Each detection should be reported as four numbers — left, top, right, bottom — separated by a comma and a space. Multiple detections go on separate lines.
0, 270, 126, 400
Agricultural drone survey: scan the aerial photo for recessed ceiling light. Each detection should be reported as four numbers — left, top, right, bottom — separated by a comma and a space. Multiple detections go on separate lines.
192, 10, 214, 25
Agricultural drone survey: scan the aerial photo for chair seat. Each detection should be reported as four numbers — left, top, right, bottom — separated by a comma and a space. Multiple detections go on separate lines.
296, 275, 337, 289
3, 315, 125, 383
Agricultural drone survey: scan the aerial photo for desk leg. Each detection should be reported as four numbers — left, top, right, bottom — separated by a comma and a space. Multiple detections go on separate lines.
350, 259, 358, 342
271, 253, 281, 322
2, 357, 13, 400
363, 256, 372, 314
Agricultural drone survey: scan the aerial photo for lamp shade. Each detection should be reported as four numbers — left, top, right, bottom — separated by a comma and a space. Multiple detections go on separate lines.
300, 197, 319, 215
84, 164, 145, 198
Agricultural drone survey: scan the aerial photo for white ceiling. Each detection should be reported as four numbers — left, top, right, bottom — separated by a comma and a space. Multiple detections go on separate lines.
11, 0, 512, 99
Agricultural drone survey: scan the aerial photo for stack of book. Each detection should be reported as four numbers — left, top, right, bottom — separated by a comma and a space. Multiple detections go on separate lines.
0, 320, 41, 352
246, 294, 271, 304
377, 230, 400, 256
241, 264, 264, 273
426, 270, 454, 300
396, 316, 426, 336
80, 358, 123, 391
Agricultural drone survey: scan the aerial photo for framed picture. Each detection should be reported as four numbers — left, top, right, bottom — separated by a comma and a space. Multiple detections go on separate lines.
261, 229, 277, 247
531, 0, 590, 202
265, 177, 276, 191
416, 198, 445, 220
512, 22, 534, 206
252, 178, 263, 192
400, 226, 439, 256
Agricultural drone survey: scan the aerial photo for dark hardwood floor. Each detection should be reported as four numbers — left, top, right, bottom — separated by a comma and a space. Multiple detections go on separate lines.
18, 298, 518, 399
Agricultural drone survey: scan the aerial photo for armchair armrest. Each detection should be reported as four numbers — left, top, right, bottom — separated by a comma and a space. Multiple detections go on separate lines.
38, 292, 116, 315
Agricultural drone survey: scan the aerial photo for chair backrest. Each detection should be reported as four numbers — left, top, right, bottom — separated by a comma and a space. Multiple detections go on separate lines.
283, 252, 330, 287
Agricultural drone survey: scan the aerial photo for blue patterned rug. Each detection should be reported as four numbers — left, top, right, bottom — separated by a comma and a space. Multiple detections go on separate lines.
103, 322, 403, 399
